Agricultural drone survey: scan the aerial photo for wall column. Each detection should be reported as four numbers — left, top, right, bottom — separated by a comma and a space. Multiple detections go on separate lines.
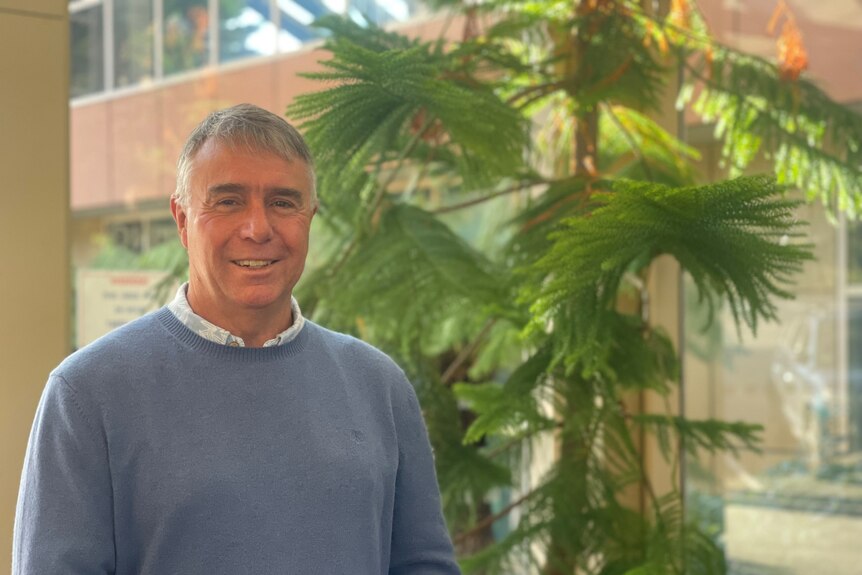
0, 0, 70, 568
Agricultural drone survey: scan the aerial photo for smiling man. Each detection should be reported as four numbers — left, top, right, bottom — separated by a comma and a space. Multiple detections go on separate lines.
13, 104, 460, 575
172, 127, 317, 347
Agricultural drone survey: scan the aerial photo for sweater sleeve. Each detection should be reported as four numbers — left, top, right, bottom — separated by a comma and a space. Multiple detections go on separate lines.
389, 380, 461, 575
13, 374, 116, 575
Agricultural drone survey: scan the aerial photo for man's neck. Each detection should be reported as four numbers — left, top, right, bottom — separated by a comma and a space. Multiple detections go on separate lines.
186, 289, 294, 348
223, 311, 294, 347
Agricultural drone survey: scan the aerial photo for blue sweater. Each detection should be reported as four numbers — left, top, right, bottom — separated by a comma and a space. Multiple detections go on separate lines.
14, 308, 460, 574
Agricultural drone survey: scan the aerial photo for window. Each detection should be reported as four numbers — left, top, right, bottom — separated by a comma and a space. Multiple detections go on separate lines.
684, 207, 862, 575
70, 0, 425, 98
350, 0, 413, 25
848, 222, 862, 284
219, 0, 277, 63
107, 220, 143, 254
70, 2, 104, 98
276, 0, 325, 52
106, 218, 177, 254
114, 0, 155, 88
163, 0, 210, 76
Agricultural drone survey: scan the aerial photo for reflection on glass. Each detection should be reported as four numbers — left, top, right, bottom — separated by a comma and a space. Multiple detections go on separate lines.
684, 209, 862, 575
164, 0, 210, 75
220, 0, 277, 62
114, 0, 154, 88
276, 0, 329, 52
349, 0, 414, 26
71, 5, 104, 98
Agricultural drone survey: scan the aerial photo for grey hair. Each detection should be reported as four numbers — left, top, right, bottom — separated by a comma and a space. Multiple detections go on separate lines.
174, 103, 316, 206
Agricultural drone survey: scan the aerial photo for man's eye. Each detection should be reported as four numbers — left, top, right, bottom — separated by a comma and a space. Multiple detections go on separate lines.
273, 200, 297, 209
217, 199, 239, 206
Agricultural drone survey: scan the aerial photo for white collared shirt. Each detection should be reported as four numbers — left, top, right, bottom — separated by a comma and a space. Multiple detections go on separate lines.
166, 282, 305, 347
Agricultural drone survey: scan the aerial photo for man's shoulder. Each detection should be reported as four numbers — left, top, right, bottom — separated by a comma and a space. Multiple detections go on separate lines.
55, 308, 170, 381
306, 321, 407, 380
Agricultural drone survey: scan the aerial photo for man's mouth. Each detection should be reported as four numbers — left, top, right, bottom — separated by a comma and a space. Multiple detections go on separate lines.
233, 260, 277, 268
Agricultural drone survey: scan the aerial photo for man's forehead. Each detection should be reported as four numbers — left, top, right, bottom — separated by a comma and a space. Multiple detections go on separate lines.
193, 137, 305, 167
190, 139, 312, 184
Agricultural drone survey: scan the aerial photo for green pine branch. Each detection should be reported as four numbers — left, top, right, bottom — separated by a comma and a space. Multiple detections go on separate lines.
525, 176, 813, 364
679, 46, 862, 217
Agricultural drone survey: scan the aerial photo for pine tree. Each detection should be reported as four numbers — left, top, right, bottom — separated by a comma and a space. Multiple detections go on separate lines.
286, 1, 862, 573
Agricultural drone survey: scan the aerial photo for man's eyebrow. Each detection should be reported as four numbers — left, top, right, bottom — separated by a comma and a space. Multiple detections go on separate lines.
206, 183, 247, 197
205, 184, 306, 202
270, 188, 305, 201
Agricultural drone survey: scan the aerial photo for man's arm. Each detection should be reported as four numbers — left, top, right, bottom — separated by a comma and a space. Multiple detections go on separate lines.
389, 380, 461, 575
13, 374, 116, 574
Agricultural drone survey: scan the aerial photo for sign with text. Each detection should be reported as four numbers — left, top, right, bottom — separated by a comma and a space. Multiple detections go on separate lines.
76, 269, 174, 348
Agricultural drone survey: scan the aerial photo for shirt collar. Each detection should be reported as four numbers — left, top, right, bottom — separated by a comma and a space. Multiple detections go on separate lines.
166, 282, 305, 347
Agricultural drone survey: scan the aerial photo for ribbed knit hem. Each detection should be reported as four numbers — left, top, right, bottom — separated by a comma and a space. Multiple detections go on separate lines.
154, 307, 312, 361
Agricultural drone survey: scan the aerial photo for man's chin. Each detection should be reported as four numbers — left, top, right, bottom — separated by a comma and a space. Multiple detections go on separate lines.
230, 290, 292, 312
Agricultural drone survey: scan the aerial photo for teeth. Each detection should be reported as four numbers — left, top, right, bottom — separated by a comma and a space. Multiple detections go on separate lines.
236, 260, 273, 268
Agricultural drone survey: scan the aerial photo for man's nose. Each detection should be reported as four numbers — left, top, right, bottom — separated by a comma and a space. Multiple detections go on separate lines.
239, 203, 274, 242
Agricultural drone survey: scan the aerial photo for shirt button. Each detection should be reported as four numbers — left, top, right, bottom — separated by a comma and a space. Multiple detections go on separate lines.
228, 341, 239, 347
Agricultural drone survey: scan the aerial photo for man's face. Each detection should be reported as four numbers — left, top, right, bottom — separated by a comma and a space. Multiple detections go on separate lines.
171, 139, 316, 328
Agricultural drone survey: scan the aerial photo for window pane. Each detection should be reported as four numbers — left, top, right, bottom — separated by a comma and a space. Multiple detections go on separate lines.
848, 222, 862, 284
71, 6, 104, 98
164, 0, 210, 76
684, 202, 862, 575
220, 0, 277, 63
349, 0, 417, 26
149, 218, 179, 248
847, 301, 862, 452
114, 0, 155, 88
107, 221, 143, 254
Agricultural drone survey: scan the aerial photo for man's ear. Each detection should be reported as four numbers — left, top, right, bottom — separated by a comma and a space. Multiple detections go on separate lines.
170, 196, 189, 249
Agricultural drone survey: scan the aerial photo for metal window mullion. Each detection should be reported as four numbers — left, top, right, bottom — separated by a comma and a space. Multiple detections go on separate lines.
209, 0, 219, 67
271, 0, 280, 54
837, 211, 850, 444
154, 0, 163, 79
103, 0, 114, 91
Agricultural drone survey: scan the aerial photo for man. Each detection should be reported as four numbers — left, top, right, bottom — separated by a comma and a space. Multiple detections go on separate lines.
13, 104, 460, 574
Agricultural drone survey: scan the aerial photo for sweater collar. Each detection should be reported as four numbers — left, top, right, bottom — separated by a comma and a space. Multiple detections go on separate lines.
166, 282, 305, 348
155, 307, 312, 360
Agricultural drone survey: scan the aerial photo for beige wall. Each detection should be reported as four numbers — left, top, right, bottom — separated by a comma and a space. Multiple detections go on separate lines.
0, 0, 69, 569
698, 0, 862, 104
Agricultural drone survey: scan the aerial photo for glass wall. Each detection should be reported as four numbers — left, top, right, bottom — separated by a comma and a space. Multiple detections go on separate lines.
684, 201, 862, 574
